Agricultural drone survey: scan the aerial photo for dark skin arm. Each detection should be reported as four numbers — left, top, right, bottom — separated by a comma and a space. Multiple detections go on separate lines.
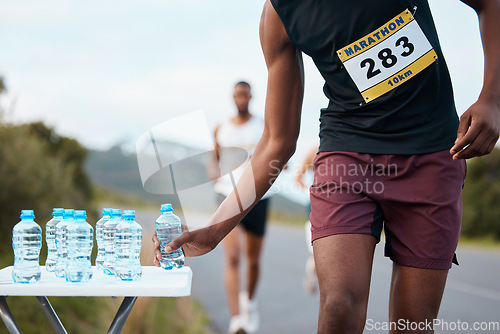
153, 0, 304, 262
450, 0, 500, 160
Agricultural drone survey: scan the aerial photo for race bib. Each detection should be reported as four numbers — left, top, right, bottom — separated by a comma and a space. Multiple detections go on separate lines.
337, 9, 437, 103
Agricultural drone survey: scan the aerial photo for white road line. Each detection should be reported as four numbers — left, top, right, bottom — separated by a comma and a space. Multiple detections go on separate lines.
447, 280, 500, 302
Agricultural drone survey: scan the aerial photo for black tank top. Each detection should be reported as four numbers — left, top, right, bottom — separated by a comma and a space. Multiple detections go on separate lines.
270, 0, 459, 154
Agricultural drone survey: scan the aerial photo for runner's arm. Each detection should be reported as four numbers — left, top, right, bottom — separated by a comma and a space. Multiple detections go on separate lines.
156, 0, 304, 258
450, 0, 500, 160
295, 146, 318, 190
207, 125, 222, 182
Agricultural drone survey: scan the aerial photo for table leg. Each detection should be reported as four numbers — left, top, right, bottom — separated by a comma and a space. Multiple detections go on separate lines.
107, 296, 137, 334
35, 296, 67, 334
0, 296, 22, 334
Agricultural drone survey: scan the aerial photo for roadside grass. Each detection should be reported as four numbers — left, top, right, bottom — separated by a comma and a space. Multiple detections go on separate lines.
269, 209, 308, 228
458, 235, 500, 251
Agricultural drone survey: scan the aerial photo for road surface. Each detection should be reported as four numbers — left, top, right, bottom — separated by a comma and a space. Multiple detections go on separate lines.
137, 211, 500, 334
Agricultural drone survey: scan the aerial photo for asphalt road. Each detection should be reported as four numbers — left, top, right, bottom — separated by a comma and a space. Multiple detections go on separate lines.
137, 210, 500, 334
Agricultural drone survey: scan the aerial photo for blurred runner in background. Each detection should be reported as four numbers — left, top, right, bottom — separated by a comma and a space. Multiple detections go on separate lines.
213, 81, 270, 334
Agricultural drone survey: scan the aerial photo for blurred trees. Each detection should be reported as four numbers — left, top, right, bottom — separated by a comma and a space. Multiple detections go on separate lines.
26, 121, 93, 200
0, 78, 92, 255
462, 148, 500, 240
0, 123, 93, 253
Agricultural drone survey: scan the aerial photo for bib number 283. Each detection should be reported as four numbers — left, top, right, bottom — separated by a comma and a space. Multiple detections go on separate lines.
362, 36, 414, 80
337, 9, 437, 103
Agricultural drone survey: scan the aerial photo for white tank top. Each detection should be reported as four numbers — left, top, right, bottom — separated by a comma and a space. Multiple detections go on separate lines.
214, 116, 270, 199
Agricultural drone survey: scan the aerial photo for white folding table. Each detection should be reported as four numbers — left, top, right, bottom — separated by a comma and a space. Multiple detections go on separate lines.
0, 266, 192, 334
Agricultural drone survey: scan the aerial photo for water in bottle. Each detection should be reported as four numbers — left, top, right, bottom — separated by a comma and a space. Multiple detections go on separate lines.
66, 210, 93, 283
45, 208, 64, 272
115, 210, 142, 281
95, 208, 112, 270
55, 209, 74, 278
103, 208, 122, 275
155, 204, 184, 270
12, 210, 42, 283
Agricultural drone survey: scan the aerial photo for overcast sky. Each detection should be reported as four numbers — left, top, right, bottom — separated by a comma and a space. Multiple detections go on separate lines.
0, 0, 485, 166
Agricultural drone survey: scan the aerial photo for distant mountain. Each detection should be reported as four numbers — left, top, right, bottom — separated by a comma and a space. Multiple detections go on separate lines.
84, 141, 306, 218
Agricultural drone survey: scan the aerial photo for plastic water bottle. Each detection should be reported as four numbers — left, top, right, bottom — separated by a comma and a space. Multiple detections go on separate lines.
66, 210, 93, 283
45, 208, 64, 272
95, 208, 112, 270
12, 210, 42, 283
115, 210, 142, 281
155, 204, 184, 270
55, 209, 74, 278
103, 208, 122, 275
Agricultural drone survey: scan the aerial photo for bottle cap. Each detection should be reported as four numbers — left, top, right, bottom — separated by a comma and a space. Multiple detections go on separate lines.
74, 210, 87, 219
53, 208, 64, 216
123, 210, 135, 219
63, 209, 75, 218
111, 208, 122, 217
20, 210, 35, 219
102, 208, 112, 215
161, 203, 173, 212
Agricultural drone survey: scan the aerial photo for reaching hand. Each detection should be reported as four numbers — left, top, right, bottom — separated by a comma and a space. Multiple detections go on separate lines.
152, 226, 219, 266
450, 98, 500, 160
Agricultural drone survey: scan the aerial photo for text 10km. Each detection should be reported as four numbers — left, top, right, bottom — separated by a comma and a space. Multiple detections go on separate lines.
387, 70, 413, 87
360, 36, 414, 80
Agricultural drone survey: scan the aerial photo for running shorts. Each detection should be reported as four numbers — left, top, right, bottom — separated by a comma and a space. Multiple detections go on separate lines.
309, 150, 466, 270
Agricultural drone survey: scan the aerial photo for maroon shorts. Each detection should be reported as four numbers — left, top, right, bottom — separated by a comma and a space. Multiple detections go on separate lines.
309, 150, 467, 270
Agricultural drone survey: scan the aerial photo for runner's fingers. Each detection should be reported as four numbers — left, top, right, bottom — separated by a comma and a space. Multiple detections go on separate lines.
152, 232, 160, 247
475, 136, 498, 157
155, 246, 162, 260
153, 256, 160, 267
167, 231, 191, 253
452, 120, 485, 158
456, 111, 472, 141
486, 140, 497, 155
454, 130, 490, 159
451, 132, 473, 156
452, 137, 472, 159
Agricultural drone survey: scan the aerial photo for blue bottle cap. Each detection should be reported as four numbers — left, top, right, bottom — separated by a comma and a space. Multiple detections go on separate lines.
102, 208, 112, 215
123, 210, 135, 219
63, 209, 75, 218
111, 208, 122, 217
161, 203, 173, 212
20, 210, 35, 219
53, 208, 64, 216
74, 210, 87, 219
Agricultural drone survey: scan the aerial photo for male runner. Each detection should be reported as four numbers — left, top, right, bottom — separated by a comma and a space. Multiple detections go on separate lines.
157, 1, 500, 333
213, 81, 269, 334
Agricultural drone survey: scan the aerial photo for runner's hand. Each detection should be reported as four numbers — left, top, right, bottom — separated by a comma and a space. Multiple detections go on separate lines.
152, 231, 162, 267
152, 227, 219, 264
166, 227, 218, 257
450, 98, 500, 160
